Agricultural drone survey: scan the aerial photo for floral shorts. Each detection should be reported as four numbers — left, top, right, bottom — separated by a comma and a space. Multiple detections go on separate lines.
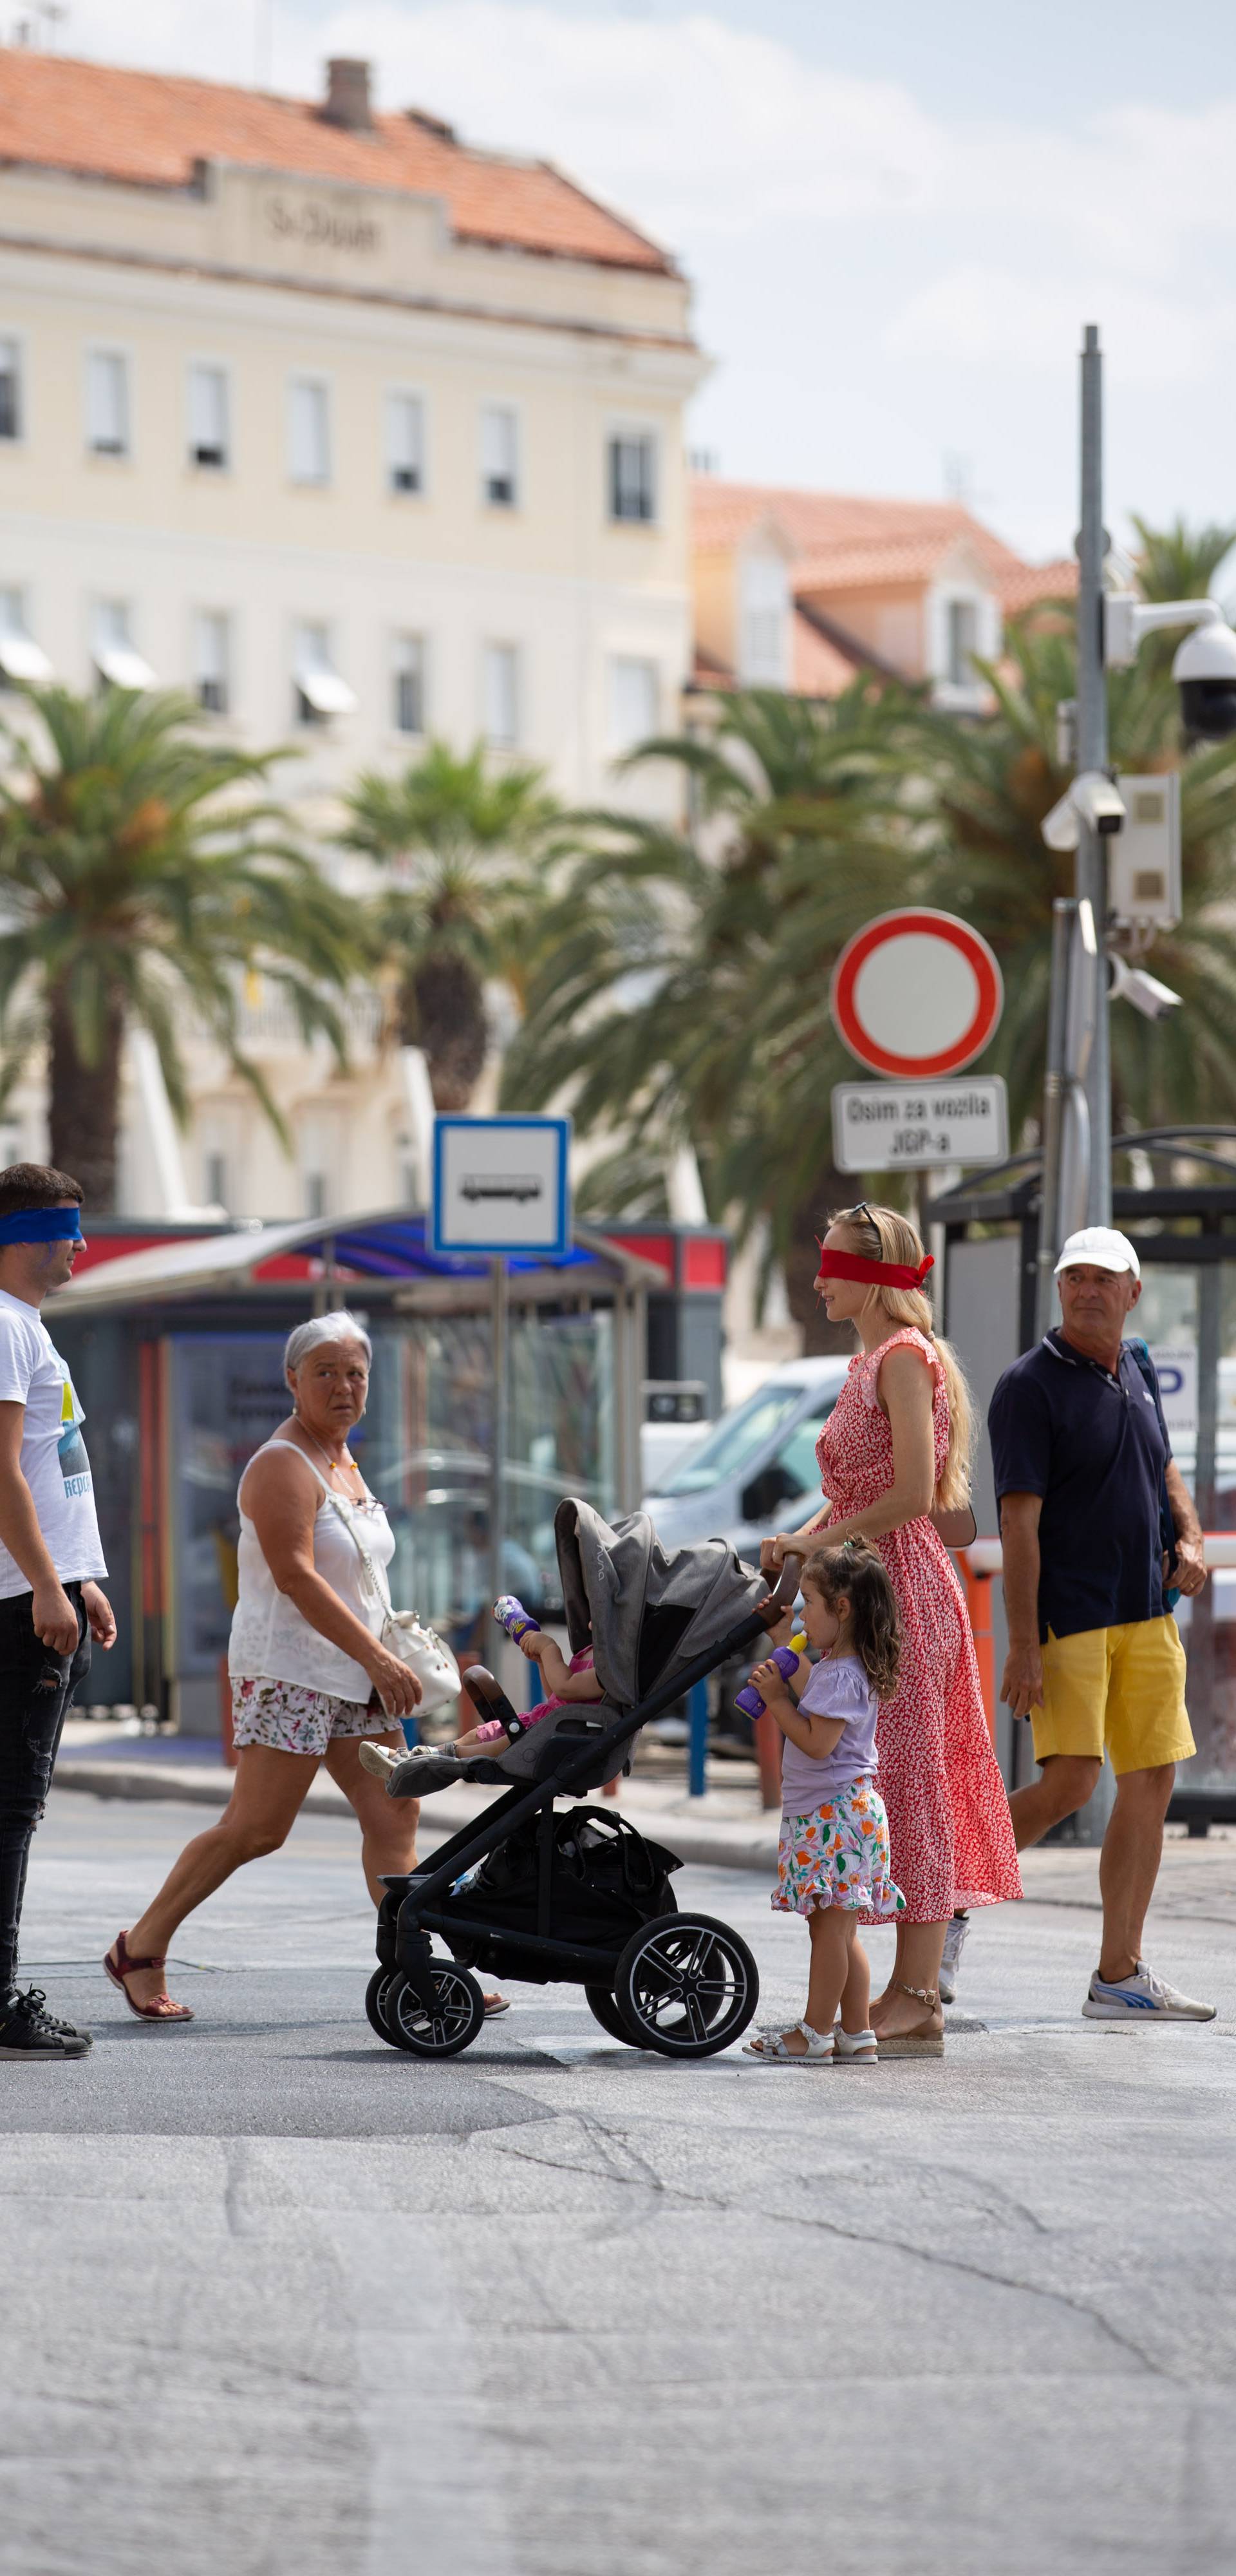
230, 1675, 397, 1760
773, 1776, 906, 1919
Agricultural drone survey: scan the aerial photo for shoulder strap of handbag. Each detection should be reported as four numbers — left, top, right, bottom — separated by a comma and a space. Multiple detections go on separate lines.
1126, 1340, 1180, 1588
261, 1441, 394, 1611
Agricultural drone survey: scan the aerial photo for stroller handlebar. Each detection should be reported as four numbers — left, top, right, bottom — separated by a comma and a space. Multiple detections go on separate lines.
759, 1551, 803, 1624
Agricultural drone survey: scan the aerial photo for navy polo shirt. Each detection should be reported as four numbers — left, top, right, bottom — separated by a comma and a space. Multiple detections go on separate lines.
988, 1329, 1172, 1642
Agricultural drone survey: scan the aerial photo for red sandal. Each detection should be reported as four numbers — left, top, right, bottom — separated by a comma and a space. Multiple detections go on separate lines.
104, 1930, 194, 2023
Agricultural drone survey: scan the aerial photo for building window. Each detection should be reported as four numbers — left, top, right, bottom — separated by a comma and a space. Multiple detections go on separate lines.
93, 600, 155, 692
482, 641, 520, 747
288, 378, 330, 485
292, 620, 357, 725
738, 549, 791, 686
188, 364, 229, 470
86, 350, 129, 458
608, 654, 659, 753
946, 598, 980, 687
392, 633, 426, 736
608, 432, 657, 524
193, 611, 230, 715
203, 1150, 229, 1210
386, 393, 424, 495
0, 339, 21, 442
480, 404, 519, 509
0, 587, 52, 686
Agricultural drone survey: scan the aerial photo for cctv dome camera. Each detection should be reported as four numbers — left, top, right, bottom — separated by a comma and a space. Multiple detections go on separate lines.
1173, 618, 1236, 743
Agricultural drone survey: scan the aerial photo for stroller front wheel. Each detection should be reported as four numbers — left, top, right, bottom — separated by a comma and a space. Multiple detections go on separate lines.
383, 1962, 486, 2058
585, 1983, 651, 2048
364, 1965, 402, 2046
614, 1913, 758, 2059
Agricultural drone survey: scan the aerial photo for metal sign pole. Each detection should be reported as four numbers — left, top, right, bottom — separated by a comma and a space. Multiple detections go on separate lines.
1076, 323, 1112, 1227
489, 1253, 509, 1660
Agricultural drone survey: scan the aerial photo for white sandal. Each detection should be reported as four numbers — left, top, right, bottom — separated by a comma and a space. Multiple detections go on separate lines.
833, 2025, 879, 2064
742, 2020, 834, 2063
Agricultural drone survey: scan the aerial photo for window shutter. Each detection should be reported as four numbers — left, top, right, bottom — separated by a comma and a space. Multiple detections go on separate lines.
87, 352, 128, 454
290, 381, 329, 483
386, 393, 424, 493
189, 365, 228, 466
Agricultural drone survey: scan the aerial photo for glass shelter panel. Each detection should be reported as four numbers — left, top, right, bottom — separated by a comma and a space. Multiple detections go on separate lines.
164, 1307, 618, 1717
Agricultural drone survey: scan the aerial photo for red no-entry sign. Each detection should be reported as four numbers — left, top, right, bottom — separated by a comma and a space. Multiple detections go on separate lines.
830, 909, 1003, 1078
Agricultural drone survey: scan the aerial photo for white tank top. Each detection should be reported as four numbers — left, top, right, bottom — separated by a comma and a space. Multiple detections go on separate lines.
227, 1437, 397, 1702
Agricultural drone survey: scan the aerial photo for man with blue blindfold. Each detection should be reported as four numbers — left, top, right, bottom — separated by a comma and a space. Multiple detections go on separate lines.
0, 1164, 116, 2061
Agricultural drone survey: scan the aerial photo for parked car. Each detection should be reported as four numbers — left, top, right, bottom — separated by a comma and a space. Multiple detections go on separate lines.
642, 1357, 849, 1564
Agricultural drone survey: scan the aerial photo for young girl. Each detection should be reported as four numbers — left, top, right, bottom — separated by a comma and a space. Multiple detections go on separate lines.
744, 1539, 906, 2064
360, 1624, 603, 1790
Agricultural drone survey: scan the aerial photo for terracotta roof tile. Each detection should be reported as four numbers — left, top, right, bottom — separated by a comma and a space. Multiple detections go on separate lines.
997, 558, 1078, 611
691, 475, 1075, 609
0, 51, 675, 275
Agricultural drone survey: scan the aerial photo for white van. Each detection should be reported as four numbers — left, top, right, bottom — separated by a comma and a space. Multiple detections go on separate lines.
642, 1356, 849, 1564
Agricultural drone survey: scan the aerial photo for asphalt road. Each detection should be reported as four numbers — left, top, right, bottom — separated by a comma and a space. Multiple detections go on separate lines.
4, 1794, 1236, 2576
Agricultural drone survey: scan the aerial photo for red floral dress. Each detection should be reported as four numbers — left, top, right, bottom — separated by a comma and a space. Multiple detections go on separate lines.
816, 1327, 1022, 1924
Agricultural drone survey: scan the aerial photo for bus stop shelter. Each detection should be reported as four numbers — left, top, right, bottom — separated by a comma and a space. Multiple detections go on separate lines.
52, 1208, 661, 1736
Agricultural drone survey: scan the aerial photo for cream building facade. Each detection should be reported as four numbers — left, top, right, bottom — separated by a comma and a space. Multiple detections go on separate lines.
0, 50, 704, 1218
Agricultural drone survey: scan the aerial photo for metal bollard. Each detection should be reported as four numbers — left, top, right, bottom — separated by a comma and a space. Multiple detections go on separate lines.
687, 1680, 709, 1797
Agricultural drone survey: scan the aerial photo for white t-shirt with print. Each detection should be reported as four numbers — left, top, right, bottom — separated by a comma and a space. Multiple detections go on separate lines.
0, 1286, 106, 1598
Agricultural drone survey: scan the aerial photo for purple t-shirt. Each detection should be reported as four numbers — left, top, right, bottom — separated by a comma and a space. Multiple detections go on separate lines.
779, 1654, 879, 1817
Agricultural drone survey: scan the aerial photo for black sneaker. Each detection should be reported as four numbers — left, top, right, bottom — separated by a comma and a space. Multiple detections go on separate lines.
0, 1986, 93, 2059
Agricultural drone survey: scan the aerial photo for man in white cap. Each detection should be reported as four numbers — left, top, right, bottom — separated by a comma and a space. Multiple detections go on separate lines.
984, 1225, 1212, 2021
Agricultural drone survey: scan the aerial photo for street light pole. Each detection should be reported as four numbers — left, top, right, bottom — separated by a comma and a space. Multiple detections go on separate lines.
1075, 323, 1112, 1227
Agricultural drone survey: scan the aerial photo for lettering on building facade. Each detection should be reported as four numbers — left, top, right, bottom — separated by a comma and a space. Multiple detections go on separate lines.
265, 196, 381, 254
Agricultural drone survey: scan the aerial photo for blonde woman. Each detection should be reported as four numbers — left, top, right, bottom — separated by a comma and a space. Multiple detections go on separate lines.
761, 1202, 1020, 2052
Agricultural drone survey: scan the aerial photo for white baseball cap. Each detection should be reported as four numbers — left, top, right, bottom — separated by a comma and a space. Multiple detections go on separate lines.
1054, 1226, 1141, 1281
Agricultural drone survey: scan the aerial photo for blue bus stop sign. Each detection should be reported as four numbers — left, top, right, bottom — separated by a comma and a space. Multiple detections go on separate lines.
430, 1115, 572, 1260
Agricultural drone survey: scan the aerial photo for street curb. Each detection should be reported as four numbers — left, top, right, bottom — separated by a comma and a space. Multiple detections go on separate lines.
50, 1757, 782, 1873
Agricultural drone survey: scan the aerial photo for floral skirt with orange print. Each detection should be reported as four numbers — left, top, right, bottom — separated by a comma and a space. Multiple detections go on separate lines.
773, 1776, 906, 1919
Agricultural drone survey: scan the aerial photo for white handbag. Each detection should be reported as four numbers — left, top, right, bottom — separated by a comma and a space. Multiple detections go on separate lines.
333, 1494, 462, 1715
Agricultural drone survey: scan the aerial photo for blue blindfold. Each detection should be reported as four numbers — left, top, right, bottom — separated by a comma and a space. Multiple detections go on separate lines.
0, 1206, 84, 1245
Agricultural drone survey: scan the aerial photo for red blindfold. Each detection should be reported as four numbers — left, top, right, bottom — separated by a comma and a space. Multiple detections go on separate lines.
814, 1245, 935, 1292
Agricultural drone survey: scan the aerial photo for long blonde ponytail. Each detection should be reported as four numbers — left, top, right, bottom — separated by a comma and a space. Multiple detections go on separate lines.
828, 1201, 975, 1511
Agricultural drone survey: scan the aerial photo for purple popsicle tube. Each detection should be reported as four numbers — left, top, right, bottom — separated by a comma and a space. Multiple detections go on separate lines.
493, 1593, 541, 1647
735, 1645, 800, 1720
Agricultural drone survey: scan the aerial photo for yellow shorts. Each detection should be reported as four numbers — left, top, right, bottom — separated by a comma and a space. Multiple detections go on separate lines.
1033, 1616, 1195, 1777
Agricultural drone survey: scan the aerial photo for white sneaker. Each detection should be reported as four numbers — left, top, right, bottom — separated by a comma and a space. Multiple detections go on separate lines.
1082, 1960, 1216, 2023
938, 1913, 969, 2005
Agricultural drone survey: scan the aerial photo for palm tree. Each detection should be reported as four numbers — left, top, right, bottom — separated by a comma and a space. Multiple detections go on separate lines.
501, 685, 924, 1340
909, 607, 1236, 1141
340, 740, 559, 1112
0, 684, 360, 1209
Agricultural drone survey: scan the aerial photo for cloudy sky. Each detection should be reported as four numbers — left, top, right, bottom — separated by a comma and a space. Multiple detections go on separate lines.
33, 0, 1236, 562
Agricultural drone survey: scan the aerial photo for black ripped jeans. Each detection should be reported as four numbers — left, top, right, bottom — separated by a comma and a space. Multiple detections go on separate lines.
0, 1585, 89, 1998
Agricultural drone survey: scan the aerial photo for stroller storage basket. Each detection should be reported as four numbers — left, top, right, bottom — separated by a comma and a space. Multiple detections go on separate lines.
444, 1806, 681, 1955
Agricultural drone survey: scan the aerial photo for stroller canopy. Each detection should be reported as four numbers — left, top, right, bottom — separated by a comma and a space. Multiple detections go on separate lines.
554, 1498, 769, 1711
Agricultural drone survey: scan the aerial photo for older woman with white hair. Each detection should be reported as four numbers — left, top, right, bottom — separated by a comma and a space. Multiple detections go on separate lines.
102, 1312, 495, 2021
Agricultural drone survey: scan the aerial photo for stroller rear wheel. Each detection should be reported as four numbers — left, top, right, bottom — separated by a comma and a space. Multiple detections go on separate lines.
365, 1965, 401, 2045
614, 1913, 758, 2058
383, 1963, 485, 2058
585, 1984, 651, 2048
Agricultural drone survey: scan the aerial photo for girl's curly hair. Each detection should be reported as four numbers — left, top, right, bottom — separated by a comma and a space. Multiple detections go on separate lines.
801, 1537, 901, 1702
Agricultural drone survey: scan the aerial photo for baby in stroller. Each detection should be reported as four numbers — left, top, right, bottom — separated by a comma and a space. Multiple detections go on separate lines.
359, 1611, 603, 1794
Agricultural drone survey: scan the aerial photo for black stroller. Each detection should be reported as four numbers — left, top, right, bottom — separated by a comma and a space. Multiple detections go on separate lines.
365, 1499, 801, 2061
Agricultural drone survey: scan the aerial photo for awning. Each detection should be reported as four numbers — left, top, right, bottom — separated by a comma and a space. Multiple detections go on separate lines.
53, 1206, 664, 1315
294, 649, 357, 718
96, 643, 157, 692
0, 629, 52, 684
